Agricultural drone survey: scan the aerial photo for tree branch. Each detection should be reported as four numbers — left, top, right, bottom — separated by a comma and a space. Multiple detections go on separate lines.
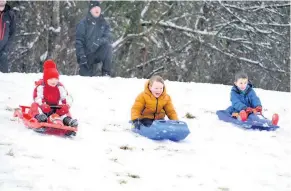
141, 20, 217, 36
126, 40, 194, 72
146, 66, 164, 78
205, 43, 288, 74
223, 3, 290, 11
141, 1, 151, 19
219, 1, 288, 36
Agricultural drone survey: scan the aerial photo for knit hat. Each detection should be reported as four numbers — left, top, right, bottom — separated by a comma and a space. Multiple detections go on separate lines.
88, 0, 100, 11
43, 59, 59, 82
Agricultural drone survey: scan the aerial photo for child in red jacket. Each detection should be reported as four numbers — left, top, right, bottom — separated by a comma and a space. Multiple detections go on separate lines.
30, 59, 78, 128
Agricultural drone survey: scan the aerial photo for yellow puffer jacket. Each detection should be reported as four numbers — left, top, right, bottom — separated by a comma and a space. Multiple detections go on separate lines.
131, 80, 178, 121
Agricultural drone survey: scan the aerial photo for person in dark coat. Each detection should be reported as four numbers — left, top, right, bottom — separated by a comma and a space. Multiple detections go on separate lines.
75, 1, 113, 77
0, 1, 15, 73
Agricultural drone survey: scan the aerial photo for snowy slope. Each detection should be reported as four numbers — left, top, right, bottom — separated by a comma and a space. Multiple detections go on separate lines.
0, 73, 290, 191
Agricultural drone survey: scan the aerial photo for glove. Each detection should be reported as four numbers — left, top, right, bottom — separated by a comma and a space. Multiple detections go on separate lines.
79, 55, 89, 68
99, 37, 108, 45
56, 105, 70, 116
255, 106, 262, 113
245, 107, 253, 114
79, 55, 87, 64
132, 119, 142, 130
93, 40, 101, 50
40, 103, 51, 113
1, 51, 7, 57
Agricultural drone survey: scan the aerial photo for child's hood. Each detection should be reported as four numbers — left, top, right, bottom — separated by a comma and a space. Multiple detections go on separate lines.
143, 80, 167, 98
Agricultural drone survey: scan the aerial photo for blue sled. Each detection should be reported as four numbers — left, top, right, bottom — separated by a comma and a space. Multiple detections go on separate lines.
132, 120, 190, 142
216, 110, 279, 131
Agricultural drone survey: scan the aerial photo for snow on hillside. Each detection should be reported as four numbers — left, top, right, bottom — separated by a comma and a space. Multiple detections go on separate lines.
0, 73, 290, 191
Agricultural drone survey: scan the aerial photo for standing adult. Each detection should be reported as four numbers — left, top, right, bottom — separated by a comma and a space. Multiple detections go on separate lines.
75, 0, 113, 77
0, 0, 15, 73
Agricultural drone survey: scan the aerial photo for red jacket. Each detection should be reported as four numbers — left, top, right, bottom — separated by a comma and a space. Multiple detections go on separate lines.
33, 79, 68, 106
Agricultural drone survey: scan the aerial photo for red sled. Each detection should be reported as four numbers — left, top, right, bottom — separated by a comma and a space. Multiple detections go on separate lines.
13, 105, 78, 137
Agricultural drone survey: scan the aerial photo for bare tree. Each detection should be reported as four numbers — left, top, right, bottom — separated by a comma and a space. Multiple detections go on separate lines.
8, 1, 290, 91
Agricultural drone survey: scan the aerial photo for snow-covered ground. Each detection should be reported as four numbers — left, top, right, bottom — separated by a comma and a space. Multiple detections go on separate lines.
0, 73, 290, 191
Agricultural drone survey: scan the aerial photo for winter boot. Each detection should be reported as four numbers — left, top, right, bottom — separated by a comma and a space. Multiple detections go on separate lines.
63, 116, 78, 127
63, 116, 78, 137
239, 110, 248, 122
34, 114, 48, 133
271, 113, 279, 125
35, 114, 48, 122
102, 70, 111, 77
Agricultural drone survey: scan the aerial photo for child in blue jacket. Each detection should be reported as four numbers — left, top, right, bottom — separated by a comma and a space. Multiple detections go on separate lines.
226, 72, 278, 125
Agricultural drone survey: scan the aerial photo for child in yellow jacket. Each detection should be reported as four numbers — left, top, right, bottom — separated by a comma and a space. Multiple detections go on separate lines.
131, 75, 178, 128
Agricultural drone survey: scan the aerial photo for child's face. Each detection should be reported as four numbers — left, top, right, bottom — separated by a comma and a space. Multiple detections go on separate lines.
47, 78, 59, 87
90, 6, 101, 18
149, 81, 164, 98
235, 78, 248, 91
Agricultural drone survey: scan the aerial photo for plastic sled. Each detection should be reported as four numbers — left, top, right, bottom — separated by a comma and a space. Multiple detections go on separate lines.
216, 110, 279, 131
132, 120, 190, 142
13, 105, 78, 137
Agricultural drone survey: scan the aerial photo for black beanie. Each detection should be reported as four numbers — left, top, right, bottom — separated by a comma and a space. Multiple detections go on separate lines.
89, 1, 100, 10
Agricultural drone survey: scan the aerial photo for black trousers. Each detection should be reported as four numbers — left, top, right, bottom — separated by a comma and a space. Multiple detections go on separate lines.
79, 43, 113, 77
0, 51, 8, 73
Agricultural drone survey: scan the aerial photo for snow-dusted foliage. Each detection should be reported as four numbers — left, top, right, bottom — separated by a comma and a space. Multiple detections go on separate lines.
8, 1, 290, 91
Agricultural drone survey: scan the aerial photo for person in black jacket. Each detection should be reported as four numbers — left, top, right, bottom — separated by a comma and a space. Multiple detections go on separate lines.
0, 1, 15, 73
75, 1, 113, 77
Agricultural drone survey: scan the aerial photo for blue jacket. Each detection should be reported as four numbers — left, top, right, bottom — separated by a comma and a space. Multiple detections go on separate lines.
226, 83, 262, 114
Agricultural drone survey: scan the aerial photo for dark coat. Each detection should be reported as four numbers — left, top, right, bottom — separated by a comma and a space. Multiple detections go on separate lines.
75, 13, 111, 65
0, 4, 15, 53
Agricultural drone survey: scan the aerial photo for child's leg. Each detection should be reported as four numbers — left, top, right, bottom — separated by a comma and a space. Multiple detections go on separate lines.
29, 102, 40, 116
232, 111, 247, 121
28, 103, 48, 133
248, 113, 271, 124
29, 102, 47, 122
54, 106, 78, 127
60, 114, 78, 127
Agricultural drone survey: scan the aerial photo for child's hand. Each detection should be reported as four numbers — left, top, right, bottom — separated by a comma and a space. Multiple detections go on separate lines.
79, 55, 87, 65
132, 119, 141, 129
255, 106, 262, 112
56, 105, 70, 116
245, 107, 253, 114
40, 103, 51, 113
